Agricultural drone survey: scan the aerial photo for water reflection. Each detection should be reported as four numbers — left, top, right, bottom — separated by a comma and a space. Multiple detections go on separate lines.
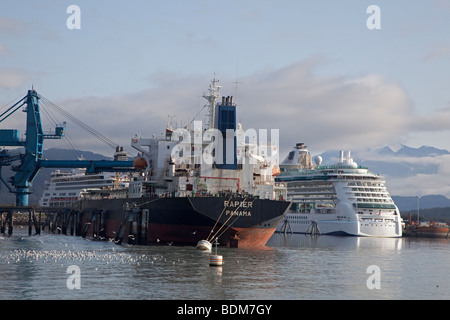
0, 230, 449, 300
268, 233, 404, 251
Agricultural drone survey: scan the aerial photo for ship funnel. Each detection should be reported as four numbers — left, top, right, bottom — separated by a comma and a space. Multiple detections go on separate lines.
114, 146, 128, 161
221, 96, 234, 106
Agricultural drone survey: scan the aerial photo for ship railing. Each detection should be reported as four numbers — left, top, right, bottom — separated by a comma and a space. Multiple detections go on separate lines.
142, 189, 273, 200
353, 202, 397, 209
279, 165, 371, 176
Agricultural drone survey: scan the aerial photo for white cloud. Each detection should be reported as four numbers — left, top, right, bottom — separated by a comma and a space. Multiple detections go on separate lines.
423, 43, 450, 62
353, 151, 450, 198
236, 60, 414, 154
387, 169, 450, 198
0, 17, 26, 36
38, 58, 450, 167
38, 59, 420, 157
41, 75, 207, 156
412, 106, 450, 131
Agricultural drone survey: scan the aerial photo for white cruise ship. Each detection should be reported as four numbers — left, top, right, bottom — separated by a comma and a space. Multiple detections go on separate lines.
275, 143, 402, 237
39, 168, 129, 208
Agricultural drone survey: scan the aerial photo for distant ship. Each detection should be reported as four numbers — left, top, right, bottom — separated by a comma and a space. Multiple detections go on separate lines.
275, 143, 402, 237
39, 167, 129, 208
404, 220, 449, 239
70, 79, 290, 247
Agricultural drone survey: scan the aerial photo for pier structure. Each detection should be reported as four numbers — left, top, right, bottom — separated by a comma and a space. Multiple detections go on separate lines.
0, 205, 78, 237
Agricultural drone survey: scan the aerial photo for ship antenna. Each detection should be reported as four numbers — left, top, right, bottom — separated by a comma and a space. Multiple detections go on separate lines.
233, 59, 241, 106
167, 114, 175, 130
202, 76, 222, 130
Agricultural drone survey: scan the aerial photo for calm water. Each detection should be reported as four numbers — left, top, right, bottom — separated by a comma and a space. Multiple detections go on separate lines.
0, 228, 449, 300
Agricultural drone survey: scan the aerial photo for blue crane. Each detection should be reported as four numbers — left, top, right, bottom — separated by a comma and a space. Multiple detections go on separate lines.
0, 89, 135, 206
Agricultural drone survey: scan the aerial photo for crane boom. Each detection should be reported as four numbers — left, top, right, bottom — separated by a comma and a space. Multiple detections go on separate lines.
0, 89, 135, 206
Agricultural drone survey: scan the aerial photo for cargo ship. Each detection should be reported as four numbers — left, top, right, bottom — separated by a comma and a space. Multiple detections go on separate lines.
77, 79, 290, 247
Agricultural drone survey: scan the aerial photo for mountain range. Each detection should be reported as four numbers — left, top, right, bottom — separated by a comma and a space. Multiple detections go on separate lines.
316, 144, 448, 178
392, 194, 450, 212
378, 144, 450, 157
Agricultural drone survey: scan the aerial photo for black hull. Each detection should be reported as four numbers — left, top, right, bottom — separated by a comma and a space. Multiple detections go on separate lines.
78, 196, 290, 247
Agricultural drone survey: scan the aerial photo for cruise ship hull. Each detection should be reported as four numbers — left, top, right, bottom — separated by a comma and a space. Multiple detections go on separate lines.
276, 213, 402, 237
79, 196, 290, 247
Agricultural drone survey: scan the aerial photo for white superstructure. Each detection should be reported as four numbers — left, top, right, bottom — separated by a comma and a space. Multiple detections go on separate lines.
275, 143, 402, 237
128, 78, 286, 201
39, 168, 129, 208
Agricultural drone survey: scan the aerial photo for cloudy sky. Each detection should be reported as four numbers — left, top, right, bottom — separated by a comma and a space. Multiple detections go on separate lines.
1, 1, 450, 167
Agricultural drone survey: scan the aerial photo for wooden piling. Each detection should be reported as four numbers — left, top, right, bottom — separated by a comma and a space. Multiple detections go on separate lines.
114, 210, 132, 245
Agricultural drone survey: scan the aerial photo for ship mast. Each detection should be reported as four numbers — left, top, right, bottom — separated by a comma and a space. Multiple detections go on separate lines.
203, 78, 222, 130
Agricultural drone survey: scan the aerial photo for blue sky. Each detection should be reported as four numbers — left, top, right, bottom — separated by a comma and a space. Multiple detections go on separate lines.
1, 0, 450, 159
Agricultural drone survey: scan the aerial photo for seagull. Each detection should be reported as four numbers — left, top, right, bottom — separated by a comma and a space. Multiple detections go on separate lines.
167, 242, 173, 246
191, 231, 197, 234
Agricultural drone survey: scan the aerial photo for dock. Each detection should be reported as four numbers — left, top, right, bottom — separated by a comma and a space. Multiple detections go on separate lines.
0, 204, 149, 246
0, 205, 79, 237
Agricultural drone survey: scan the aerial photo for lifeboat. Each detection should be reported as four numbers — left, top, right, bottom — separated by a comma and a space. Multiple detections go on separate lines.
133, 156, 148, 170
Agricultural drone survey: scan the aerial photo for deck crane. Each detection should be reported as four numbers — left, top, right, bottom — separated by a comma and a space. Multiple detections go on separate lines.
0, 89, 135, 206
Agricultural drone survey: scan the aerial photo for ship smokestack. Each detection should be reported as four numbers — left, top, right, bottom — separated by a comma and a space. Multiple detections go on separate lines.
339, 150, 344, 163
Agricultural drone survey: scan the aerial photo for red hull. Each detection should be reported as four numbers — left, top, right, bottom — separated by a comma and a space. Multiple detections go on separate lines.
82, 218, 278, 247
232, 227, 277, 248
404, 225, 450, 238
